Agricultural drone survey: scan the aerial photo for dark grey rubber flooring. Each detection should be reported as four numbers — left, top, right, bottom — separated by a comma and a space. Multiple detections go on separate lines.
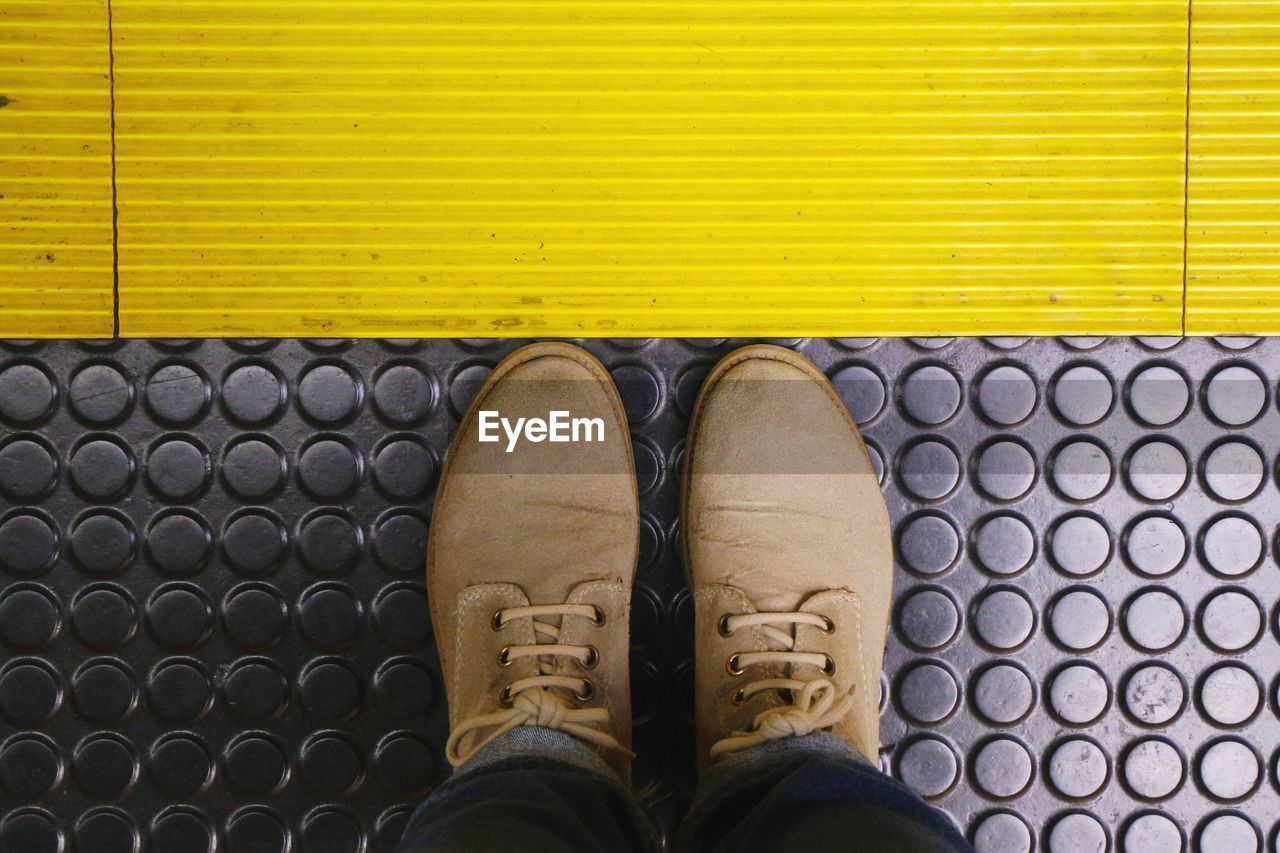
0, 337, 1276, 853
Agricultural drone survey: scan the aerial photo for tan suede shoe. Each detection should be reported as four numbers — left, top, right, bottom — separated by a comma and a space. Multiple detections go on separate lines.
428, 342, 638, 779
682, 345, 893, 768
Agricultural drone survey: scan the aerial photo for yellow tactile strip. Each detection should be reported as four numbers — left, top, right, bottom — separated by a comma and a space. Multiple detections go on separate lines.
0, 0, 115, 338
6, 1, 1280, 337
1185, 0, 1280, 334
109, 0, 1190, 337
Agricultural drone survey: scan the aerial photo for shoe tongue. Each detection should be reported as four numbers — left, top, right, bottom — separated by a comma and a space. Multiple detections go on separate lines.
731, 575, 827, 618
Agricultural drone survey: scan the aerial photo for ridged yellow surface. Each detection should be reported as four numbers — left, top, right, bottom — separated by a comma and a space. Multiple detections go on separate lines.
1186, 0, 1280, 333
0, 0, 114, 338
111, 0, 1190, 337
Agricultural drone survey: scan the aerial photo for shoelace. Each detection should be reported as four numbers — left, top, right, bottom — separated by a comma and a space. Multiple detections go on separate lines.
445, 602, 629, 767
710, 610, 856, 760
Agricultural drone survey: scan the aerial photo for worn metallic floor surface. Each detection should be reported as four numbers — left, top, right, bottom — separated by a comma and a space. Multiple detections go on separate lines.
0, 337, 1276, 852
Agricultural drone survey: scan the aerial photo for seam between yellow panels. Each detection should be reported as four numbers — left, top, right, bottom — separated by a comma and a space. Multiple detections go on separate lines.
108, 0, 120, 338
1181, 0, 1193, 335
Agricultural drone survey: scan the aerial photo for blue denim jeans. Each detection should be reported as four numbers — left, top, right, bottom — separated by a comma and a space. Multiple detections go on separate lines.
396, 727, 975, 852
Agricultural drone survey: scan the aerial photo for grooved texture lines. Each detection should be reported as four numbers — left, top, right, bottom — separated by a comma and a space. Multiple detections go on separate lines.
7, 1, 1280, 337
1185, 0, 1280, 333
110, 0, 1191, 337
0, 0, 115, 338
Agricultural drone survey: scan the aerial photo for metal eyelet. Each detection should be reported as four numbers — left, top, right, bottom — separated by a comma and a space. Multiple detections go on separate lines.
732, 689, 747, 706
726, 654, 745, 676
820, 616, 836, 634
590, 606, 606, 627
717, 614, 734, 637
822, 655, 836, 676
491, 611, 506, 631
576, 680, 595, 701
582, 646, 599, 669
499, 685, 514, 706
497, 646, 513, 667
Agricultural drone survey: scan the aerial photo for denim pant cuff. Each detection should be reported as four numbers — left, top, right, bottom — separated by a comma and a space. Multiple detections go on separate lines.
398, 724, 660, 853
454, 724, 623, 782
680, 732, 873, 832
701, 731, 873, 785
399, 727, 974, 853
677, 732, 972, 853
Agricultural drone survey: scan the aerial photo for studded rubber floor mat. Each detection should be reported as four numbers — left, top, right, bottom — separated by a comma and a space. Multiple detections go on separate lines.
0, 337, 1276, 853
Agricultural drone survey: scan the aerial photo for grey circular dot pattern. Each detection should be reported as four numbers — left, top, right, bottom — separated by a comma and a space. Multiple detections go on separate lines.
972, 811, 1033, 853
1048, 812, 1108, 853
972, 738, 1033, 799
901, 365, 961, 425
977, 365, 1037, 425
900, 440, 961, 501
1049, 515, 1111, 576
973, 664, 1035, 725
1213, 336, 1261, 350
1048, 738, 1109, 799
1198, 813, 1259, 852
974, 440, 1036, 501
984, 337, 1031, 350
1051, 440, 1112, 501
1053, 364, 1113, 425
1129, 364, 1189, 426
1124, 588, 1186, 652
971, 588, 1034, 650
1059, 336, 1107, 350
830, 364, 886, 425
1049, 589, 1110, 651
1138, 336, 1183, 351
1125, 515, 1187, 577
1049, 664, 1109, 725
1200, 516, 1262, 577
1127, 440, 1187, 501
973, 514, 1034, 576
1204, 364, 1265, 425
1123, 738, 1184, 800
1123, 813, 1183, 853
1124, 664, 1186, 726
1199, 590, 1263, 652
1202, 440, 1264, 502
1197, 739, 1260, 801
898, 663, 960, 724
1199, 664, 1261, 726
1, 337, 1276, 847
897, 588, 960, 650
897, 737, 958, 798
898, 513, 961, 575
